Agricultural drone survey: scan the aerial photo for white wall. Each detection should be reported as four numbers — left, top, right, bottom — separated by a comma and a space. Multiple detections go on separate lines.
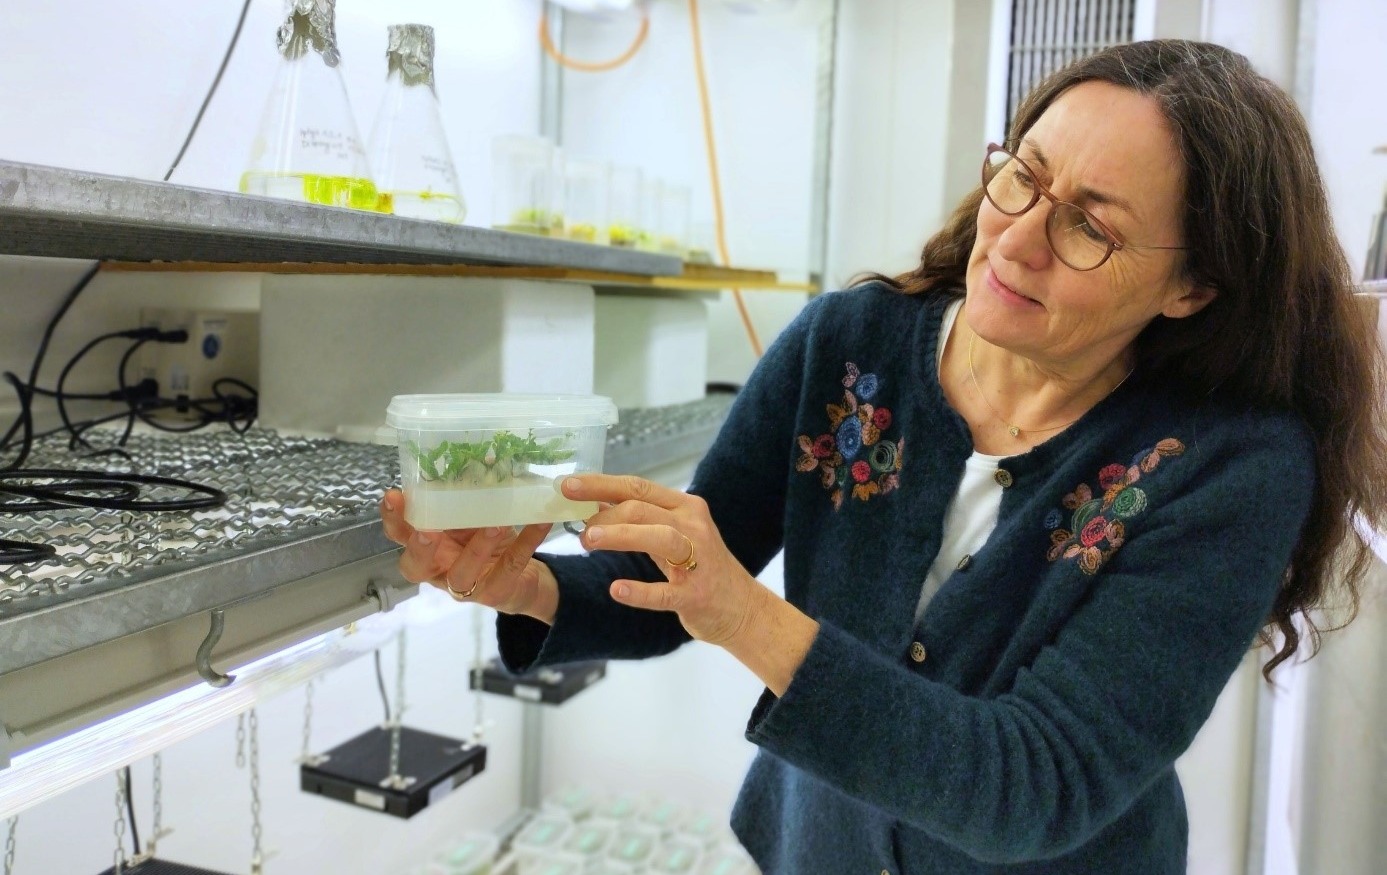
824, 0, 956, 289
557, 0, 822, 384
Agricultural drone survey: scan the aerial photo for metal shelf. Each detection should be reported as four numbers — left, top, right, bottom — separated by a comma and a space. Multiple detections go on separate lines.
0, 159, 682, 275
0, 396, 732, 758
0, 430, 399, 676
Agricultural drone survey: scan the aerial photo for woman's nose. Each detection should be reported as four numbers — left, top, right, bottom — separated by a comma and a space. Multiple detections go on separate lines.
994, 202, 1053, 271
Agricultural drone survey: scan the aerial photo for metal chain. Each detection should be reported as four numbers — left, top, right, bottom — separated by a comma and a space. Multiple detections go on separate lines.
5, 816, 17, 875
386, 632, 406, 784
297, 678, 329, 767
300, 679, 314, 760
150, 753, 164, 854
471, 604, 486, 741
249, 708, 263, 875
112, 772, 128, 875
235, 712, 247, 769
394, 630, 408, 725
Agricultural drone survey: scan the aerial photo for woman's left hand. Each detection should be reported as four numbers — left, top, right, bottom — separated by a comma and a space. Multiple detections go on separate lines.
563, 473, 764, 646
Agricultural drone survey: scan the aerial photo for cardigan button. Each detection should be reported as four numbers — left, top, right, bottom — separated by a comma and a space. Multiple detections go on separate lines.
956, 553, 972, 571
994, 468, 1014, 487
909, 641, 927, 663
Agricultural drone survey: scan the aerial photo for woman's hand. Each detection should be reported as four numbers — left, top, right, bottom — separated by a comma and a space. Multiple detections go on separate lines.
379, 489, 559, 624
564, 473, 766, 646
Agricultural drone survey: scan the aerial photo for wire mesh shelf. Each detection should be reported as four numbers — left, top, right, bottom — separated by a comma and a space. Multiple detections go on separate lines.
0, 393, 736, 620
0, 429, 398, 611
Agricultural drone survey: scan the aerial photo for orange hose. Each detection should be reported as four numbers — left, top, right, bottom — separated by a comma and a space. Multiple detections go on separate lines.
687, 0, 763, 358
540, 6, 650, 73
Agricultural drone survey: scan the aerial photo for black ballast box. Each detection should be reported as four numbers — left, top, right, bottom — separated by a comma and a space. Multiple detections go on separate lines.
97, 861, 237, 874
469, 657, 606, 705
299, 725, 487, 819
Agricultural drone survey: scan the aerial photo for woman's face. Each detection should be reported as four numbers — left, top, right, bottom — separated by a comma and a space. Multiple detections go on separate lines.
964, 80, 1212, 371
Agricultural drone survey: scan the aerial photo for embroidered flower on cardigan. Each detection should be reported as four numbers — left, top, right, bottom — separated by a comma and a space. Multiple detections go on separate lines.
796, 362, 904, 510
1045, 438, 1185, 574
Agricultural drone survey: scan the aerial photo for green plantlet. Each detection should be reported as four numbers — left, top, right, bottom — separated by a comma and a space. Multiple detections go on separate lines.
405, 431, 576, 487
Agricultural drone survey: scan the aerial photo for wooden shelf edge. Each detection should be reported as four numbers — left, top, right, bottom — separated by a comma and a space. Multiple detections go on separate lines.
99, 260, 818, 293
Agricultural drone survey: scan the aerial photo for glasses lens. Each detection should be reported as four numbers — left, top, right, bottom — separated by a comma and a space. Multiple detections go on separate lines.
983, 150, 1034, 215
1048, 203, 1113, 270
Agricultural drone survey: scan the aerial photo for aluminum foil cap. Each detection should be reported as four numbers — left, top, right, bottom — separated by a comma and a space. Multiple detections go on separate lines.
386, 24, 436, 88
277, 0, 341, 67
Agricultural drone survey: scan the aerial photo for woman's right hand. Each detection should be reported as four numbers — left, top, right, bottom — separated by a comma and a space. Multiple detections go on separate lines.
380, 489, 559, 624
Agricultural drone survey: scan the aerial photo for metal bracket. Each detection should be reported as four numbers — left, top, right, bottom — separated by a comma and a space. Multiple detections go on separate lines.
195, 608, 235, 688
366, 579, 402, 613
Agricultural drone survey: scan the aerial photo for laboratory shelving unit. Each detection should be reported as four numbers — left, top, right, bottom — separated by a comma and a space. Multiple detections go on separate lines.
0, 158, 750, 770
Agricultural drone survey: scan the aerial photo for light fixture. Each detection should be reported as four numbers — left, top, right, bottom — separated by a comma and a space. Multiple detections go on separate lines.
547, 0, 642, 15
0, 598, 422, 820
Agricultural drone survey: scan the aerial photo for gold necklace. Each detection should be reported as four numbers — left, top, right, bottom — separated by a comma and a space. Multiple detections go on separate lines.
966, 333, 1134, 438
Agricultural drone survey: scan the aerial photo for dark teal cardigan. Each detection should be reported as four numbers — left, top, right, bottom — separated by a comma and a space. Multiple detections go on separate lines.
499, 284, 1315, 873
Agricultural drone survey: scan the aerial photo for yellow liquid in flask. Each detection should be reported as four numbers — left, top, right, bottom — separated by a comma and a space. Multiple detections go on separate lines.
239, 172, 390, 213
385, 190, 465, 223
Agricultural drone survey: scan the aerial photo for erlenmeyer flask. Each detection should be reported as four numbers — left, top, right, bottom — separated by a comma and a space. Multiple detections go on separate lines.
367, 24, 467, 223
240, 0, 382, 212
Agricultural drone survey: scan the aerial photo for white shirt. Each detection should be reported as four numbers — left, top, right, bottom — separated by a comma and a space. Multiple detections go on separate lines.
915, 300, 1004, 624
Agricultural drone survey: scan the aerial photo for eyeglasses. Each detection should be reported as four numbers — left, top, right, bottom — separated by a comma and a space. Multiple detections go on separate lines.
981, 143, 1187, 271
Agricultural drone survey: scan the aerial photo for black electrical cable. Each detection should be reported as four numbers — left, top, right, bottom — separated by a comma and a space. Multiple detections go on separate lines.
373, 650, 392, 724
163, 0, 253, 183
0, 538, 57, 565
0, 3, 254, 563
0, 471, 226, 514
0, 263, 102, 471
123, 766, 141, 857
55, 330, 147, 451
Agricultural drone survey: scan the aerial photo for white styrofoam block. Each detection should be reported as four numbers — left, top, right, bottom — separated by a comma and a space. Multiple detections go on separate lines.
258, 275, 594, 438
593, 295, 708, 409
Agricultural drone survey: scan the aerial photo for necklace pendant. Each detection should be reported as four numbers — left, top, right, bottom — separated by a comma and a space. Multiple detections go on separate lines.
1008, 426, 1021, 437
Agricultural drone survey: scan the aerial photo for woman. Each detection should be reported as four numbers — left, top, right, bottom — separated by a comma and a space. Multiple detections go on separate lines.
382, 40, 1387, 873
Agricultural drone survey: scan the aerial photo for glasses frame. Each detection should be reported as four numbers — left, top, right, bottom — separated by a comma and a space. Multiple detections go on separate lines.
982, 143, 1187, 271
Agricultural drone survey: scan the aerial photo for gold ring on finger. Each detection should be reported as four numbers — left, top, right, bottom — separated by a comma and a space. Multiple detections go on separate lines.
446, 575, 480, 600
665, 532, 697, 572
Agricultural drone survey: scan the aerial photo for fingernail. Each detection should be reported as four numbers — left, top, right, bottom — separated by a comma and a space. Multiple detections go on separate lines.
415, 532, 432, 546
485, 527, 503, 538
564, 477, 581, 494
587, 526, 603, 543
381, 494, 395, 511
615, 583, 631, 598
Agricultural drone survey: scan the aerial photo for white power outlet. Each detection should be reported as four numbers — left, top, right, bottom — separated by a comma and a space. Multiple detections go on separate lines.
138, 308, 259, 419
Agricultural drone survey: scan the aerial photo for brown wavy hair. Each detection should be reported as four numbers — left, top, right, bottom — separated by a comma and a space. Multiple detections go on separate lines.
868, 39, 1387, 678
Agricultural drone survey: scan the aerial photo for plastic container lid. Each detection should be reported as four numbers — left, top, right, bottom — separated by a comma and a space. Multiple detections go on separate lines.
542, 785, 598, 820
512, 813, 574, 855
386, 394, 618, 431
428, 833, 499, 875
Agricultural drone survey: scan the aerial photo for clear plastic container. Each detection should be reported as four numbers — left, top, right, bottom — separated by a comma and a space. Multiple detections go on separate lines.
511, 813, 575, 863
385, 394, 618, 531
492, 135, 557, 235
517, 853, 587, 875
241, 0, 381, 211
590, 792, 644, 824
607, 165, 645, 248
542, 785, 598, 821
605, 825, 661, 869
640, 798, 684, 834
676, 809, 731, 846
649, 837, 704, 874
655, 184, 692, 257
560, 819, 615, 862
425, 832, 500, 875
563, 158, 612, 245
367, 24, 467, 223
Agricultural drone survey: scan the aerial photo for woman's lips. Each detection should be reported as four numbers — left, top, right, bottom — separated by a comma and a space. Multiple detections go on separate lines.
985, 267, 1041, 307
